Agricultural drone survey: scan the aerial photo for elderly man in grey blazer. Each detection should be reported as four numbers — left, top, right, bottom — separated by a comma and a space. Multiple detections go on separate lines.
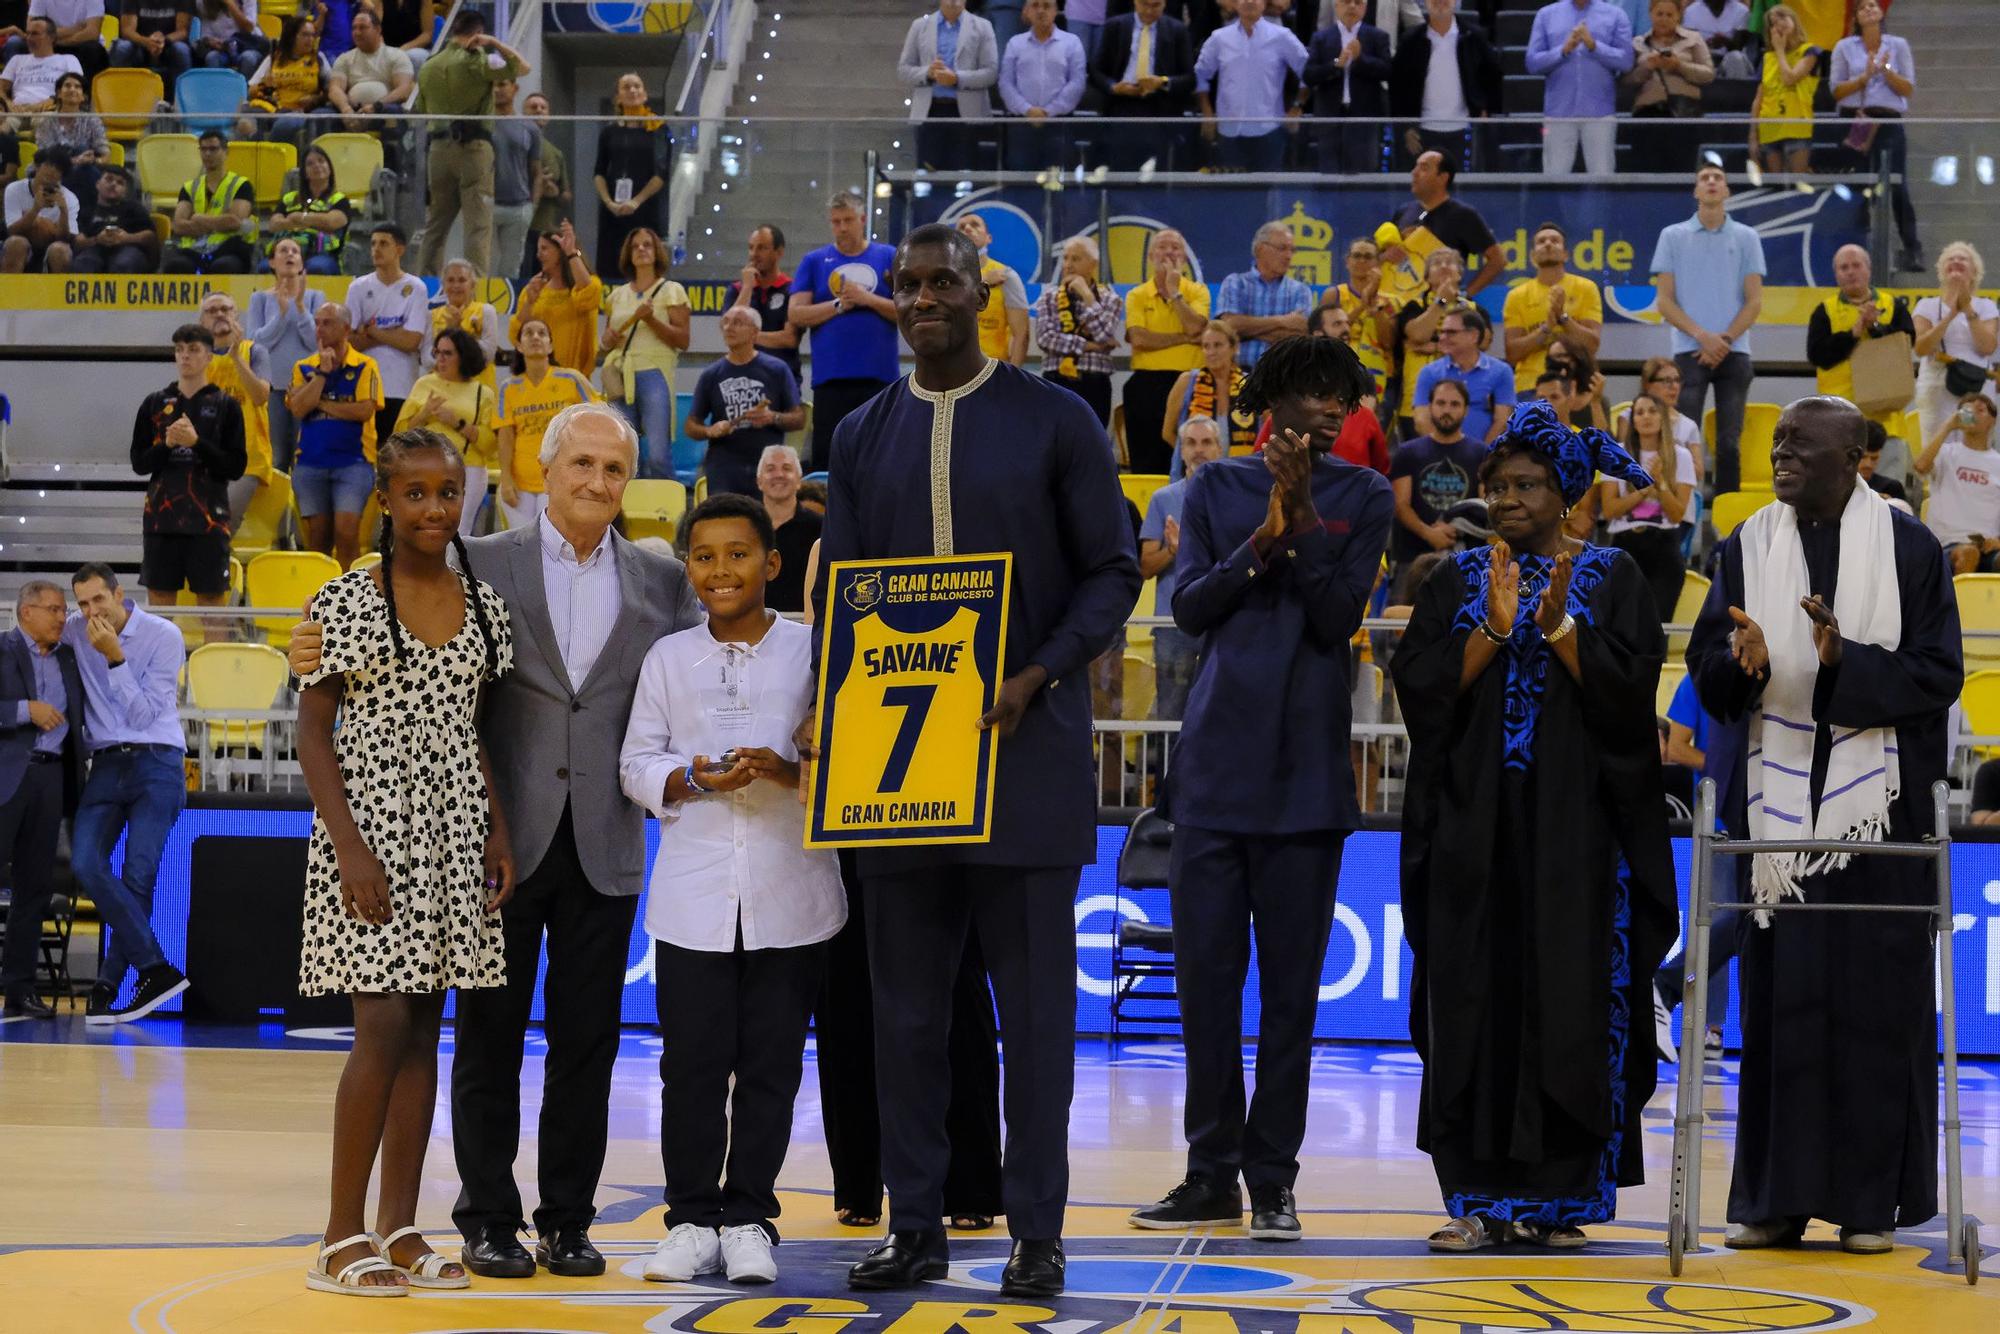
899, 0, 998, 171
290, 402, 701, 1281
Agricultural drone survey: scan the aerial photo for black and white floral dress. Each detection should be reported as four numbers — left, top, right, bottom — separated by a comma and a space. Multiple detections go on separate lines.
298, 567, 514, 995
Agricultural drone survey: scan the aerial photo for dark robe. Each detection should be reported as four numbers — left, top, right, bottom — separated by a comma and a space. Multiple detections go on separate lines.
1392, 545, 1677, 1223
1686, 500, 1961, 1231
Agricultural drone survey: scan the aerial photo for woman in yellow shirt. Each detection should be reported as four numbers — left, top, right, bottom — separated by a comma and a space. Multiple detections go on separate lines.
426, 259, 502, 391
1750, 5, 1820, 175
600, 226, 691, 479
241, 12, 332, 145
510, 218, 604, 377
495, 318, 599, 530
397, 328, 499, 536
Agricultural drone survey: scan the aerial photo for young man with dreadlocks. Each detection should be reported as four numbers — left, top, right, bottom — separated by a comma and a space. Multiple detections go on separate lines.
295, 427, 515, 1298
1130, 334, 1394, 1241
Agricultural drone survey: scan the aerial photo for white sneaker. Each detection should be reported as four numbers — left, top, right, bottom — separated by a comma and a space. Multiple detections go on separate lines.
720, 1224, 777, 1284
1651, 981, 1679, 1063
643, 1224, 721, 1282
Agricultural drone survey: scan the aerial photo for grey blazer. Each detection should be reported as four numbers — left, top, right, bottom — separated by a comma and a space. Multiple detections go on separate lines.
466, 525, 701, 898
899, 10, 998, 122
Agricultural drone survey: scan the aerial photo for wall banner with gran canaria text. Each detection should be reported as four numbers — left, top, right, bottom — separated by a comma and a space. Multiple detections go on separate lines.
809, 553, 1011, 848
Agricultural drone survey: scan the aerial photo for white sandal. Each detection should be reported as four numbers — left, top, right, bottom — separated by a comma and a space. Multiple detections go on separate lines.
373, 1226, 472, 1289
306, 1233, 408, 1296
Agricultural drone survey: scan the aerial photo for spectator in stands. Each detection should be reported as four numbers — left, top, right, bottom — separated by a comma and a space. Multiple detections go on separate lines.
686, 305, 804, 498
32, 71, 106, 185
1600, 392, 1694, 617
1831, 1, 1919, 270
26, 0, 108, 84
0, 15, 78, 114
0, 577, 80, 1021
592, 70, 670, 278
287, 301, 383, 566
755, 443, 820, 615
425, 257, 499, 384
68, 163, 153, 273
328, 5, 414, 132
955, 211, 1029, 367
1414, 306, 1514, 444
1651, 163, 1764, 492
263, 143, 349, 275
1090, 0, 1196, 171
1312, 303, 1391, 473
412, 8, 530, 282
194, 0, 264, 79
1123, 226, 1208, 474
1324, 235, 1396, 404
1913, 242, 1998, 449
1392, 247, 1474, 436
372, 0, 432, 75
602, 226, 690, 479
346, 220, 427, 443
1807, 242, 1914, 422
522, 90, 569, 282
0, 0, 25, 59
1502, 222, 1603, 397
1, 143, 72, 272
1389, 377, 1481, 573
1861, 419, 1914, 511
1035, 234, 1121, 426
163, 130, 254, 274
998, 0, 1084, 171
1618, 355, 1706, 479
486, 77, 539, 283
1139, 414, 1223, 722
1193, 0, 1305, 173
495, 316, 596, 530
1217, 220, 1310, 370
111, 0, 191, 87
1164, 321, 1255, 476
397, 325, 496, 535
1527, 0, 1632, 176
1065, 0, 1108, 63
1626, 0, 1713, 169
1389, 0, 1500, 170
789, 191, 898, 471
199, 290, 274, 530
1302, 0, 1391, 173
726, 223, 800, 384
513, 217, 603, 373
1679, 0, 1752, 78
1545, 342, 1611, 432
242, 12, 332, 145
1915, 392, 2000, 574
1972, 758, 2000, 826
131, 322, 245, 627
900, 0, 999, 174
1748, 4, 1818, 175
1395, 147, 1503, 294
248, 239, 324, 469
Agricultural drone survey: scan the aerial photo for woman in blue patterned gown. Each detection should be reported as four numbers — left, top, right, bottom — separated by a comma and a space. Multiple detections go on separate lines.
1390, 401, 1679, 1250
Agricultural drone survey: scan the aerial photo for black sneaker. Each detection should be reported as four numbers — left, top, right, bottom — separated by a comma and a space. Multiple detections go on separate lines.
94, 964, 188, 1025
1248, 1186, 1301, 1242
1128, 1174, 1244, 1230
83, 981, 119, 1025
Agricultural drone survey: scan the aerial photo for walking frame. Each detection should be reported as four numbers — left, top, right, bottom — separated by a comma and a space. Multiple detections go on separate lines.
1666, 778, 1981, 1283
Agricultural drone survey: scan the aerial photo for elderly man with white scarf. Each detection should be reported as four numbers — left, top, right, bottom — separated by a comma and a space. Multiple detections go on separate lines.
1685, 395, 1962, 1257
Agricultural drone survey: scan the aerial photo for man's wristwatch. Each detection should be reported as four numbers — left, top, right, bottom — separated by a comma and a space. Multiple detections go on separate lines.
1544, 613, 1577, 644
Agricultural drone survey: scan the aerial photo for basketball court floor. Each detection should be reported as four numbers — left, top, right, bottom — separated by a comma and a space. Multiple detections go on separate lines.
2, 1019, 1994, 1333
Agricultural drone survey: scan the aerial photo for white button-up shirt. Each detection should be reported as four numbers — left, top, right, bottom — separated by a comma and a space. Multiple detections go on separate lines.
538, 514, 620, 688
1421, 20, 1469, 131
620, 615, 846, 953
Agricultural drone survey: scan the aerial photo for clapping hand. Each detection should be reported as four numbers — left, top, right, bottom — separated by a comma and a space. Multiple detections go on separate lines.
1486, 541, 1519, 636
1800, 595, 1842, 666
1533, 549, 1573, 636
1265, 427, 1318, 531
1163, 513, 1181, 553
165, 414, 198, 449
1727, 606, 1769, 676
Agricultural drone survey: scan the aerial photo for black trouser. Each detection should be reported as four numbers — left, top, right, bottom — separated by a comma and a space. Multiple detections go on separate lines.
1047, 369, 1112, 427
452, 807, 640, 1239
0, 759, 62, 991
1122, 368, 1182, 475
1169, 825, 1347, 1193
808, 377, 891, 473
1847, 111, 1919, 253
917, 100, 963, 171
815, 853, 1004, 1219
161, 237, 257, 275
866, 862, 1079, 1240
1316, 117, 1383, 174
656, 934, 825, 1241
1611, 525, 1687, 621
374, 400, 404, 456
1675, 349, 1753, 494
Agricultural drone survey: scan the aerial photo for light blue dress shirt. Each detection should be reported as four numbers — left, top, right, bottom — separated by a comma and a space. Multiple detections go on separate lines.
1649, 212, 1768, 356
933, 11, 960, 101
1829, 34, 1914, 114
62, 600, 185, 752
999, 27, 1086, 117
1193, 17, 1308, 138
1525, 0, 1634, 119
14, 627, 69, 755
538, 514, 623, 689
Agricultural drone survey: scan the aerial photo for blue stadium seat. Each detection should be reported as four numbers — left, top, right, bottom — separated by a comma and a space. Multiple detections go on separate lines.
670, 429, 706, 489
175, 69, 248, 136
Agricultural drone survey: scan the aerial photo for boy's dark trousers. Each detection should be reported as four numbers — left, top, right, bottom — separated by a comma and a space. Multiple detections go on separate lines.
655, 933, 828, 1238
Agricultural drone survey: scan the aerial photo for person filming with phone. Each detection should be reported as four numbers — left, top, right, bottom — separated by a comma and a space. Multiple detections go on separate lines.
1914, 391, 2000, 573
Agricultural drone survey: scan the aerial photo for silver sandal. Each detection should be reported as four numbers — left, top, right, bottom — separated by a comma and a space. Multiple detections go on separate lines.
373, 1226, 471, 1289
305, 1233, 408, 1296
1427, 1215, 1502, 1252
1514, 1220, 1587, 1249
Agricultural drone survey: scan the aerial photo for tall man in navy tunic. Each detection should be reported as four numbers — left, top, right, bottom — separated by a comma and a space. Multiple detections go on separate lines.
1130, 336, 1394, 1239
807, 223, 1140, 1298
1686, 396, 1961, 1255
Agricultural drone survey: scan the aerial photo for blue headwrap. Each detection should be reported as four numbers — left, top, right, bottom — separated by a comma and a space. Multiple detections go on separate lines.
1489, 399, 1653, 508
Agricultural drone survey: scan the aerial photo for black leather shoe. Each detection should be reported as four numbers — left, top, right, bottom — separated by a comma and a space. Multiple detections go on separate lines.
461, 1225, 537, 1278
847, 1229, 948, 1289
1248, 1186, 1301, 1242
1129, 1174, 1244, 1229
536, 1225, 606, 1276
3, 988, 54, 1019
1000, 1238, 1065, 1297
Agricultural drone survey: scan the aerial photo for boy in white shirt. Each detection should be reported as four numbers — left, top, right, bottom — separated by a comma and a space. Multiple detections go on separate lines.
1915, 391, 2000, 574
620, 492, 845, 1286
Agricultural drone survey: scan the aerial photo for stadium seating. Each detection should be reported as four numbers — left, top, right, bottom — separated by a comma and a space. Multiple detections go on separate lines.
137, 133, 202, 210
1120, 473, 1169, 516
1709, 488, 1768, 538
310, 132, 393, 223
93, 69, 166, 147
245, 550, 342, 645
1956, 574, 2000, 673
1656, 662, 1687, 719
622, 478, 689, 543
350, 551, 381, 572
1666, 569, 1709, 657
184, 642, 292, 750
174, 69, 247, 137
232, 469, 296, 559
1707, 403, 1781, 489
226, 140, 297, 209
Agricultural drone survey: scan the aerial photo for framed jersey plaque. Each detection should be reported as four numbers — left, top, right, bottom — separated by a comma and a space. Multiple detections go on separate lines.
807, 553, 1012, 848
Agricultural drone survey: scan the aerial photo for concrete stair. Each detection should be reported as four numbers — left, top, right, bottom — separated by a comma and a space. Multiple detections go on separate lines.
0, 469, 148, 608
1877, 0, 1998, 268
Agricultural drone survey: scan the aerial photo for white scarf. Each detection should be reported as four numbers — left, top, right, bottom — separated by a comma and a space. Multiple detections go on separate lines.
1740, 481, 1901, 921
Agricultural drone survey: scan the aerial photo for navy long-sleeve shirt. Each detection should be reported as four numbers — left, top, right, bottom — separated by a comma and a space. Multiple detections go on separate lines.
1166, 452, 1394, 835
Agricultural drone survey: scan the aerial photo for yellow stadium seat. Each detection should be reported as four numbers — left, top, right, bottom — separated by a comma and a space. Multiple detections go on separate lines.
93, 69, 164, 145
16, 137, 30, 169
349, 550, 381, 572
184, 642, 292, 750
309, 132, 385, 215
1656, 661, 1687, 719
1960, 670, 2000, 758
1709, 488, 1770, 539
1706, 403, 1781, 490
137, 133, 202, 211
100, 13, 118, 43
693, 474, 709, 504
245, 550, 342, 644
1666, 568, 1710, 657
622, 478, 688, 543
227, 139, 297, 209
1955, 573, 2000, 672
1120, 472, 1170, 517
1120, 652, 1155, 722
1129, 575, 1157, 659
257, 11, 282, 39
232, 469, 295, 558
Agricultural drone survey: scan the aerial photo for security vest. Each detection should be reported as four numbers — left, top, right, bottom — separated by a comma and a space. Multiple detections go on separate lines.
1815, 287, 1893, 403
977, 257, 1012, 361
177, 171, 250, 252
